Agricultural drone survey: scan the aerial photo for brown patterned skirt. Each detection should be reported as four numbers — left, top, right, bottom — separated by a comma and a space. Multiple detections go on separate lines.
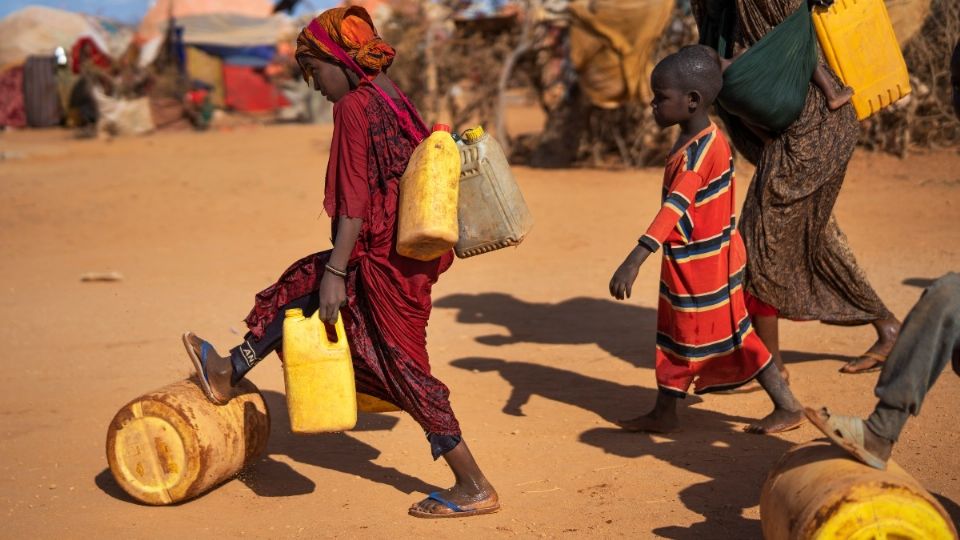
737, 81, 892, 324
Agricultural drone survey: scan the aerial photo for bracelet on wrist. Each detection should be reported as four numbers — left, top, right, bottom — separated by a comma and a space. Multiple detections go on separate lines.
324, 263, 348, 278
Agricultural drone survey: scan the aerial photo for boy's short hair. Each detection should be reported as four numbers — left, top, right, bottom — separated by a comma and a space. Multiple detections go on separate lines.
653, 45, 723, 105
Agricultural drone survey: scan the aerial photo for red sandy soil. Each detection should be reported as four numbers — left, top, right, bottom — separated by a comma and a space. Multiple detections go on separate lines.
1, 116, 958, 538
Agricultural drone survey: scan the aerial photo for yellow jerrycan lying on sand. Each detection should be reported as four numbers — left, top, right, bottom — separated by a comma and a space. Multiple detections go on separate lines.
105, 378, 270, 505
455, 126, 534, 259
397, 124, 461, 261
813, 0, 911, 120
282, 308, 401, 433
760, 441, 956, 539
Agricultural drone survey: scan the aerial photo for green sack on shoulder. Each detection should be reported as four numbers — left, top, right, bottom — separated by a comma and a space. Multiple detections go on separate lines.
713, 2, 818, 133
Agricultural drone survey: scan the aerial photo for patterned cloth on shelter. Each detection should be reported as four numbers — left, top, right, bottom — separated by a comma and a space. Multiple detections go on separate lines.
638, 123, 771, 395
243, 9, 461, 439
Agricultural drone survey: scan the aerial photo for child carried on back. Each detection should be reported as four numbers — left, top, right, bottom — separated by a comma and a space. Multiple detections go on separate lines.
608, 45, 804, 434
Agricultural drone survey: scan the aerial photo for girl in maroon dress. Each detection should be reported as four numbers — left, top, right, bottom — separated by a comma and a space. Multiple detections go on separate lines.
181, 7, 499, 518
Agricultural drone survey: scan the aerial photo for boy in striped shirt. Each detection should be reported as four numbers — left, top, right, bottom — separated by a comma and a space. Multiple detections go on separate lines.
609, 45, 803, 434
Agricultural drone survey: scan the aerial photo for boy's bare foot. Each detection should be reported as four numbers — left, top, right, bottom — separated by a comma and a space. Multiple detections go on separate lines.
840, 317, 901, 374
617, 391, 680, 433
827, 86, 854, 110
744, 407, 804, 434
183, 332, 235, 404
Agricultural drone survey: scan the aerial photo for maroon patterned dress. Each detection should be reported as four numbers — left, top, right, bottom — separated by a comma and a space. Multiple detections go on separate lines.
244, 83, 460, 437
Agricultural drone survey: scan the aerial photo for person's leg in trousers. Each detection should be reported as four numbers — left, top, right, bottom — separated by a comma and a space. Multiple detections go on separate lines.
861, 273, 960, 461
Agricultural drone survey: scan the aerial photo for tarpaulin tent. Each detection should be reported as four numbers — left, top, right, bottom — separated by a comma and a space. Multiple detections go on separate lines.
138, 0, 276, 42
186, 47, 226, 107
569, 0, 673, 109
0, 6, 132, 70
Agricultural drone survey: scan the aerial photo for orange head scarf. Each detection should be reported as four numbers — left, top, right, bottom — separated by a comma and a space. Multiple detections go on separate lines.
295, 6, 395, 82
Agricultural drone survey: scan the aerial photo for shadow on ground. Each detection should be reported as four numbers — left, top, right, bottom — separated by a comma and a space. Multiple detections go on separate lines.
240, 390, 439, 498
452, 356, 790, 537
933, 492, 960, 528
435, 293, 657, 368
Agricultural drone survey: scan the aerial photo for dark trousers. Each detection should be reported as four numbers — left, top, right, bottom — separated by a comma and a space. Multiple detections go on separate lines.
865, 273, 960, 442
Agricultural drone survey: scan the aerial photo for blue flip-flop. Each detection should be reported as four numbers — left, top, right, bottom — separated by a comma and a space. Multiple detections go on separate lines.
408, 491, 501, 519
182, 332, 228, 405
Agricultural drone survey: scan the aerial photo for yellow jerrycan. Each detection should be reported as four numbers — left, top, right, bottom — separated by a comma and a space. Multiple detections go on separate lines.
105, 378, 270, 505
397, 123, 460, 261
813, 0, 911, 120
282, 308, 357, 433
760, 441, 956, 539
455, 126, 534, 258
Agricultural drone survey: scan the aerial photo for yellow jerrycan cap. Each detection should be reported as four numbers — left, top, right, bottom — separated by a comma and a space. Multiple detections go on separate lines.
462, 126, 487, 144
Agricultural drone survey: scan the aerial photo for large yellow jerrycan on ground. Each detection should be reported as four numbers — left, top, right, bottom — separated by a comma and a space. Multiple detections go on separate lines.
397, 124, 460, 261
813, 0, 911, 120
282, 308, 357, 433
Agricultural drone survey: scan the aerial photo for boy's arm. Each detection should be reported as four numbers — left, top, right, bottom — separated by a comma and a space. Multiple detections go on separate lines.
638, 170, 701, 252
609, 170, 701, 300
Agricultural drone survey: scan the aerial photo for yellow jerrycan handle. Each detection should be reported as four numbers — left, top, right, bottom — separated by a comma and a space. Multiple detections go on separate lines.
311, 309, 348, 350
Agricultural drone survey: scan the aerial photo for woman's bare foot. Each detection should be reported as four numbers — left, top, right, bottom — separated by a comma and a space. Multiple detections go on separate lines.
827, 86, 854, 110
183, 333, 235, 403
408, 442, 499, 518
616, 391, 680, 433
840, 317, 901, 374
744, 407, 805, 434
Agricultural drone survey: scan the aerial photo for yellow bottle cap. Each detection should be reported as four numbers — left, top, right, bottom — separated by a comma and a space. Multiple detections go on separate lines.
462, 126, 486, 144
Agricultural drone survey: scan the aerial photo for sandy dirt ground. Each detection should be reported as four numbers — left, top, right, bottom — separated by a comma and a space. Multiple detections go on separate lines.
1, 114, 959, 538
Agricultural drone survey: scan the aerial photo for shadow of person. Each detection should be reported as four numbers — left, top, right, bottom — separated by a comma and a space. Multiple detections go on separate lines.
451, 356, 790, 537
581, 425, 792, 538
903, 277, 937, 289
435, 293, 658, 368
240, 390, 441, 498
781, 349, 859, 365
450, 356, 721, 422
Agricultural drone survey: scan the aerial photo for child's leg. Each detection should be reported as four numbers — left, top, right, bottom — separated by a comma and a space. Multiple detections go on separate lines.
744, 364, 805, 434
616, 390, 681, 433
813, 63, 853, 111
184, 292, 318, 402
754, 315, 789, 382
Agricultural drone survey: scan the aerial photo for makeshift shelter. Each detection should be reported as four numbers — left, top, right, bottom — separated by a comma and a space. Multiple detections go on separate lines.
138, 0, 275, 42
139, 1, 294, 115
0, 6, 132, 69
223, 65, 289, 113
569, 0, 674, 109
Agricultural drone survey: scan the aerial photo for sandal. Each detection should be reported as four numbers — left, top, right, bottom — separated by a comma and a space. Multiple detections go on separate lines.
182, 332, 228, 405
804, 407, 888, 470
839, 351, 885, 374
408, 492, 501, 519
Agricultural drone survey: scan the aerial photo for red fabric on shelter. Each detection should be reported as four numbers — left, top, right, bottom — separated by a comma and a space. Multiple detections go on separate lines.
222, 65, 289, 112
